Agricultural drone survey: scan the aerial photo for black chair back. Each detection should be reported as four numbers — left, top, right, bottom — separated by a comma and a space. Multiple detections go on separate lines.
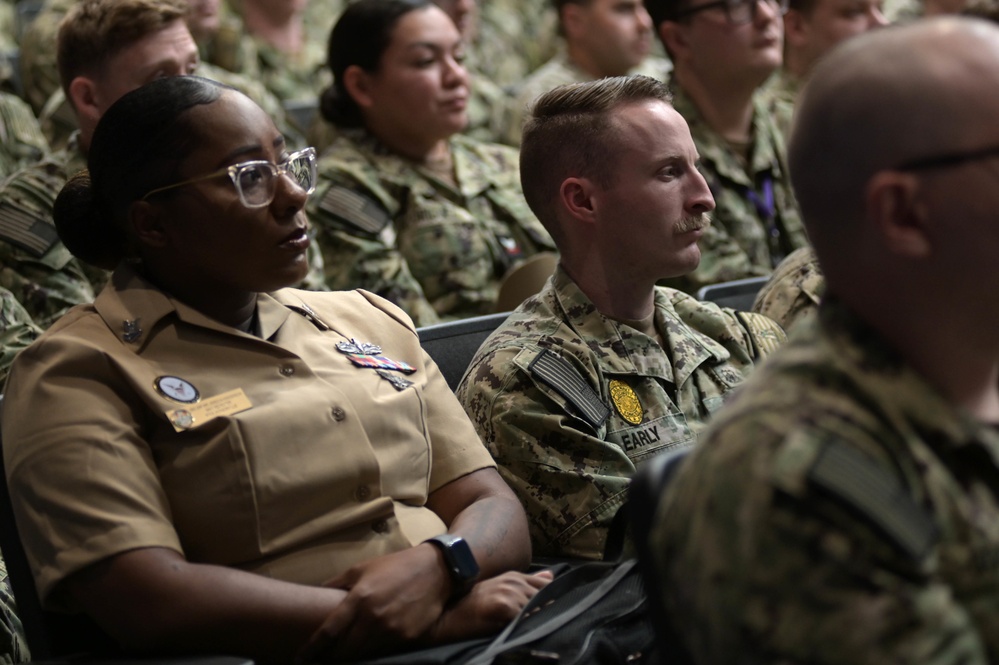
695, 275, 770, 312
417, 312, 510, 391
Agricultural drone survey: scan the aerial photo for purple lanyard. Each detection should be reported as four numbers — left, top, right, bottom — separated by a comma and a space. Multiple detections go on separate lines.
745, 176, 774, 221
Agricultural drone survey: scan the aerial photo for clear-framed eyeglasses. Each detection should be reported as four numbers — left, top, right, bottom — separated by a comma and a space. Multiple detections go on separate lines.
141, 147, 318, 209
674, 0, 789, 25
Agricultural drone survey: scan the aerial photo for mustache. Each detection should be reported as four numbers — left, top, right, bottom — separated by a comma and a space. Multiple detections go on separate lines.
674, 213, 711, 235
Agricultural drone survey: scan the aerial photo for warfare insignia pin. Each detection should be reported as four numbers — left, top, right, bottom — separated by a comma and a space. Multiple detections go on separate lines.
155, 376, 201, 403
122, 318, 142, 343
376, 369, 414, 391
336, 338, 382, 355
609, 380, 643, 425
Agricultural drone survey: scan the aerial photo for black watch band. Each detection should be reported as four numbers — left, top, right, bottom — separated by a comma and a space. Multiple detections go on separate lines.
424, 534, 479, 600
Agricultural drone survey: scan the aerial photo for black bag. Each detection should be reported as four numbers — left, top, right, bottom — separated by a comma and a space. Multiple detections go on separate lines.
344, 559, 656, 665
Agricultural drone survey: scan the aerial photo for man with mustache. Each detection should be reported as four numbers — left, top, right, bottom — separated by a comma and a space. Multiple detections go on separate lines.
645, 0, 808, 295
456, 75, 786, 560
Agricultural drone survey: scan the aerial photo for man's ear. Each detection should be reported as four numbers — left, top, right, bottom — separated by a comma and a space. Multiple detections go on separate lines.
559, 176, 598, 226
343, 65, 374, 110
67, 76, 101, 127
659, 21, 690, 61
865, 171, 932, 259
782, 9, 808, 49
128, 200, 170, 249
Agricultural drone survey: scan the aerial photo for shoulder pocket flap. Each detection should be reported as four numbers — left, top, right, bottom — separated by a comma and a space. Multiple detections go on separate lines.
808, 441, 938, 562
528, 349, 610, 430
737, 310, 787, 359
319, 186, 391, 235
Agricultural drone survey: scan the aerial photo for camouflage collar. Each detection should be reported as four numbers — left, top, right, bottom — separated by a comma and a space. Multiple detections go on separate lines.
546, 266, 731, 386
810, 298, 999, 456
668, 80, 786, 187
342, 129, 506, 200
94, 262, 294, 351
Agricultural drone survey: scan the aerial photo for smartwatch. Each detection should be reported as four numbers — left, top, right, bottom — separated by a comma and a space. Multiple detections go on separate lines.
424, 534, 480, 600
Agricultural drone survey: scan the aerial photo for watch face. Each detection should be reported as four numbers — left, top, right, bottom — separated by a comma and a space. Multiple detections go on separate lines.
448, 537, 479, 581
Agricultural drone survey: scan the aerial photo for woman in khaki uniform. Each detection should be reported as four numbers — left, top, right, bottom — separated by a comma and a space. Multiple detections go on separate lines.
1, 76, 548, 664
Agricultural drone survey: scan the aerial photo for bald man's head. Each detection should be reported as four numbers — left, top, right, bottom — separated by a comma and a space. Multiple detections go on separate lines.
789, 17, 999, 261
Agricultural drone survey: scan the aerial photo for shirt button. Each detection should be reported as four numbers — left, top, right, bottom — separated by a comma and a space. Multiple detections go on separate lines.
331, 406, 346, 422
355, 485, 371, 501
372, 519, 389, 534
279, 365, 295, 377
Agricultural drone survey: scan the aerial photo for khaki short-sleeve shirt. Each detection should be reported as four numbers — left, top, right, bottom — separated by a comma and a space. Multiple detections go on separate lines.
3, 264, 494, 609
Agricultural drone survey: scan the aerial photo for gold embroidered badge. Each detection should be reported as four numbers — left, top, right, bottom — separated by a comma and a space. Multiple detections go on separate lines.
609, 380, 643, 425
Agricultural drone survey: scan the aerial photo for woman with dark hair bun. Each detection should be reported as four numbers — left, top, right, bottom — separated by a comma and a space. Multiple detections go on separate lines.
3, 75, 548, 664
308, 0, 556, 327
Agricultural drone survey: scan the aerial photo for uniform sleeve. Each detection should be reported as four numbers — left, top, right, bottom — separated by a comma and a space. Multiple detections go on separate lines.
0, 288, 41, 387
308, 167, 441, 327
0, 93, 48, 178
752, 246, 825, 334
0, 162, 99, 327
2, 329, 182, 609
457, 346, 631, 560
653, 418, 989, 665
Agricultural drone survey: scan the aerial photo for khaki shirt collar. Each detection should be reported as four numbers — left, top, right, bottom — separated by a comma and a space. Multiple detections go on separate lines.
94, 262, 294, 352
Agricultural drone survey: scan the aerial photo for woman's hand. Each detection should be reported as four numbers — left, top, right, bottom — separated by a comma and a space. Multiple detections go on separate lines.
298, 543, 451, 661
429, 569, 554, 644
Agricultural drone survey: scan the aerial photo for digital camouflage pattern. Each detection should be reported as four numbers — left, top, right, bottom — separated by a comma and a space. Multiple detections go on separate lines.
653, 298, 999, 665
661, 82, 808, 295
249, 34, 329, 106
752, 245, 824, 334
308, 129, 554, 326
0, 93, 48, 179
502, 50, 672, 146
463, 74, 510, 145
455, 266, 786, 559
0, 554, 29, 664
0, 150, 99, 328
16, 0, 74, 115
473, 0, 559, 90
0, 286, 41, 385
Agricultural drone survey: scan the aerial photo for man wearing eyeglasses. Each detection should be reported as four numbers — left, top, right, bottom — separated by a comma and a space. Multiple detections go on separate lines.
770, 0, 888, 136
644, 0, 808, 295
651, 17, 999, 664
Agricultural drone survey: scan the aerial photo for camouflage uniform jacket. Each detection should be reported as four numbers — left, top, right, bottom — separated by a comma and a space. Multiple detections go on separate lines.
752, 245, 824, 334
455, 265, 786, 559
662, 82, 807, 294
0, 93, 48, 178
0, 143, 99, 328
652, 298, 999, 664
0, 556, 28, 665
309, 129, 554, 326
0, 286, 41, 386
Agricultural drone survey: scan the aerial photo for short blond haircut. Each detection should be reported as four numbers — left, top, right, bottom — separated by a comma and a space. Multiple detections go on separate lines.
519, 75, 671, 243
57, 0, 189, 95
